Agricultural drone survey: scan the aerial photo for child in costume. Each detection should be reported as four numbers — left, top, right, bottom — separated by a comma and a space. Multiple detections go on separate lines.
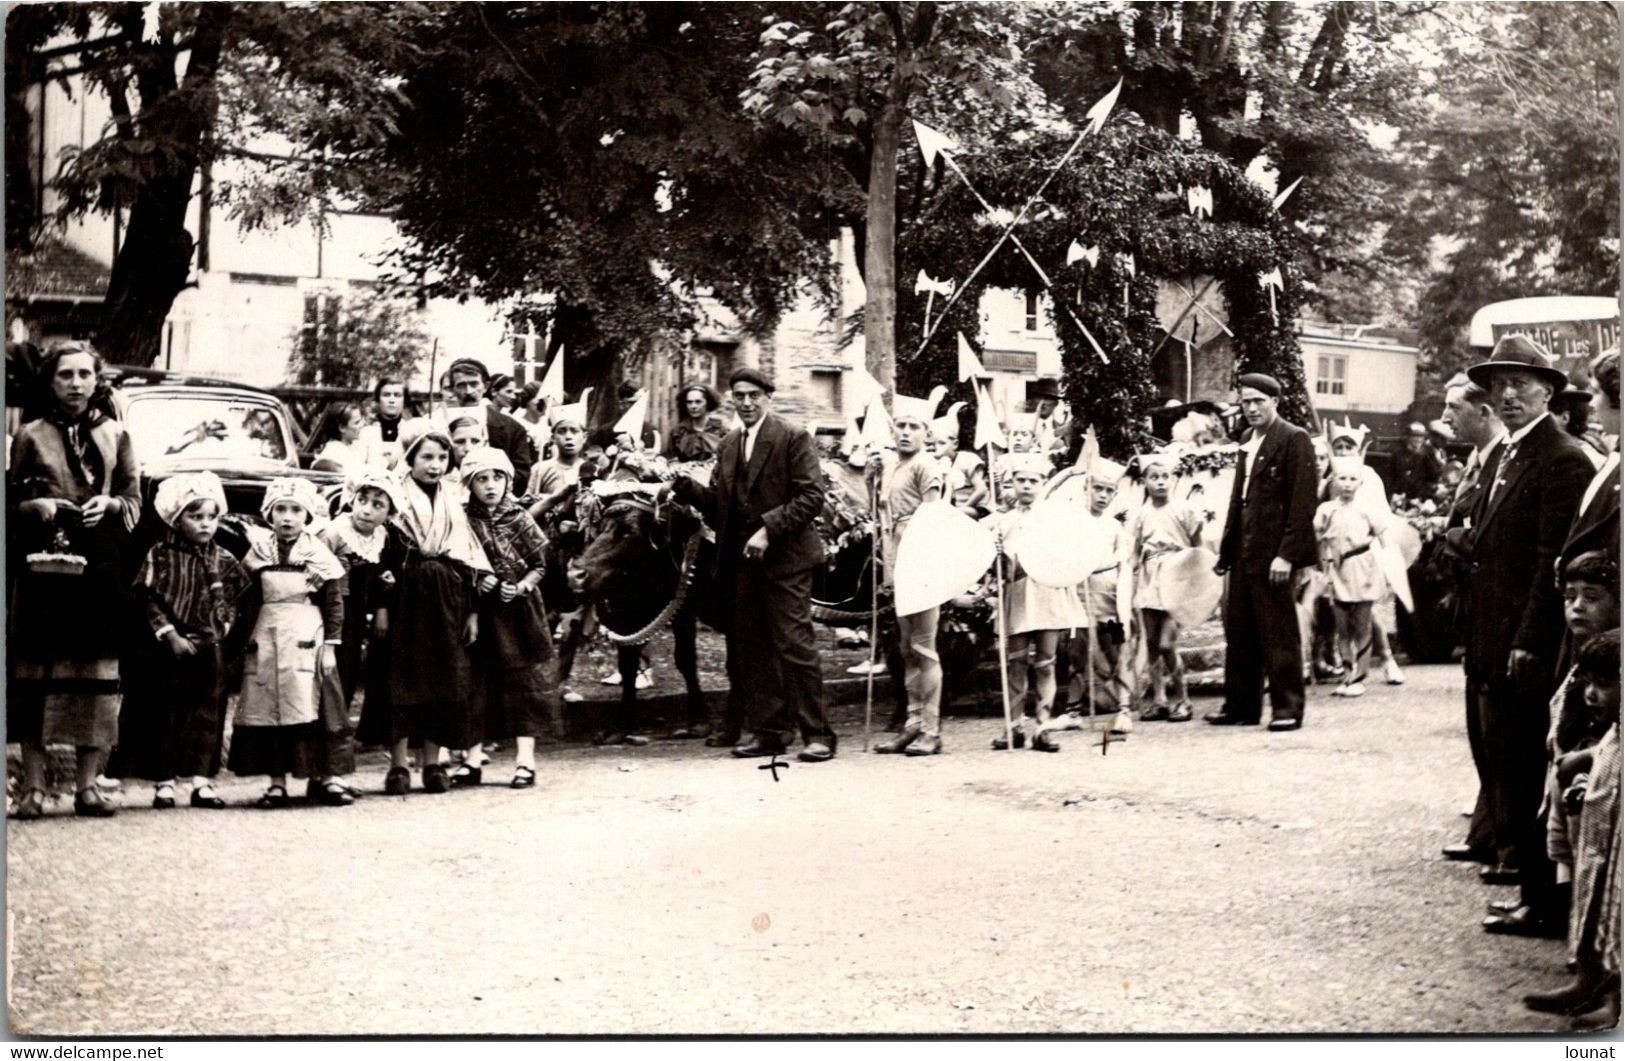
1127, 449, 1205, 721
1327, 420, 1406, 686
872, 388, 948, 756
380, 419, 492, 796
1313, 456, 1386, 698
983, 453, 1084, 753
228, 477, 350, 807
1068, 454, 1134, 725
319, 467, 405, 769
459, 446, 555, 789
107, 472, 246, 810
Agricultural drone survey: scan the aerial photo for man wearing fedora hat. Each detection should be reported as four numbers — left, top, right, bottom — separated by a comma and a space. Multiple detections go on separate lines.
1030, 379, 1066, 457
1459, 334, 1595, 938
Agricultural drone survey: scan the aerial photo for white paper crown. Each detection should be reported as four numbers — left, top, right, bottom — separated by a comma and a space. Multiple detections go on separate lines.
892, 384, 947, 426
550, 387, 595, 429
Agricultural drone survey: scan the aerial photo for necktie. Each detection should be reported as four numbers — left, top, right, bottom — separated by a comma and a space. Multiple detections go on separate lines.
1453, 450, 1480, 508
1486, 441, 1519, 510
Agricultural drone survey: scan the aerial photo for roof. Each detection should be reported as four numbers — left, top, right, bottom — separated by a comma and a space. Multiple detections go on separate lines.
1469, 296, 1620, 347
4, 238, 111, 302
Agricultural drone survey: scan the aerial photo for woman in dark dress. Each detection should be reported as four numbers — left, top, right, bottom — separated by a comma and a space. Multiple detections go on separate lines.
8, 341, 140, 819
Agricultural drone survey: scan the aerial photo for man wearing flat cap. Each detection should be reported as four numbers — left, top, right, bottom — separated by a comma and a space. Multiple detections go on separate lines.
1458, 334, 1595, 938
445, 358, 537, 489
673, 366, 837, 762
1209, 372, 1320, 731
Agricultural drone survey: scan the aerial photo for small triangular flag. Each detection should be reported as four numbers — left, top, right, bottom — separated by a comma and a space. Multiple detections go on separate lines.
973, 380, 1006, 451
957, 332, 988, 383
856, 395, 894, 451
912, 120, 960, 168
537, 348, 567, 403
1085, 78, 1123, 136
611, 389, 649, 445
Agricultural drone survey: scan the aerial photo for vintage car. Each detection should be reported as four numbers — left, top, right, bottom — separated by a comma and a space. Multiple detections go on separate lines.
105, 367, 344, 556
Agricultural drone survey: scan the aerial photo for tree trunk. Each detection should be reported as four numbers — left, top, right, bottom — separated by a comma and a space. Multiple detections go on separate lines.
863, 89, 902, 395
95, 5, 230, 366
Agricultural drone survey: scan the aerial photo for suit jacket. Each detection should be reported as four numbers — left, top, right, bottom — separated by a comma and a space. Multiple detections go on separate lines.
1218, 415, 1319, 574
484, 407, 537, 491
1556, 450, 1621, 579
1462, 414, 1594, 682
691, 412, 825, 580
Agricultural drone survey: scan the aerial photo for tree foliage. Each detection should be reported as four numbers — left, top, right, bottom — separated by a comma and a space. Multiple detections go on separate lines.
5, 2, 413, 365
1397, 3, 1621, 377
285, 286, 431, 390
373, 2, 851, 417
899, 119, 1310, 457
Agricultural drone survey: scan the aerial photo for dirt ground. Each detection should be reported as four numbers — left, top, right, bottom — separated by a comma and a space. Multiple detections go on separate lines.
4, 661, 1609, 1037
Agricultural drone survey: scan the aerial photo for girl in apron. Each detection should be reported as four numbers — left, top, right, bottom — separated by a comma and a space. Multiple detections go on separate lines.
228, 477, 348, 807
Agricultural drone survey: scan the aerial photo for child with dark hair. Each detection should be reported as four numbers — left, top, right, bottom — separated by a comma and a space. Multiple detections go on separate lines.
1524, 628, 1622, 1027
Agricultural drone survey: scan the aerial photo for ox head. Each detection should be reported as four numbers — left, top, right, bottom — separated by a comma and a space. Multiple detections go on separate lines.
572, 492, 706, 623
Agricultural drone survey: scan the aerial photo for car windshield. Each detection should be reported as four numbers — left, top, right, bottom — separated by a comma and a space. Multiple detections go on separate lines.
123, 394, 292, 469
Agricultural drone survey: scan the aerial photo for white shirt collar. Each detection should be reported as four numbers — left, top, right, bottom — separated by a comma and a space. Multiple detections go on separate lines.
1504, 412, 1548, 447
1475, 426, 1507, 460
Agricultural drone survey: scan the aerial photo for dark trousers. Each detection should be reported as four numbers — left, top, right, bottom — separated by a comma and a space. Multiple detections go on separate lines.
1473, 677, 1557, 910
729, 562, 833, 751
1221, 570, 1305, 723
1462, 677, 1500, 858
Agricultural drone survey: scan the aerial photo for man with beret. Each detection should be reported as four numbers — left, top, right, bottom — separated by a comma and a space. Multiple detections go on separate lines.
1208, 372, 1320, 731
1459, 335, 1596, 938
446, 358, 537, 489
673, 366, 836, 762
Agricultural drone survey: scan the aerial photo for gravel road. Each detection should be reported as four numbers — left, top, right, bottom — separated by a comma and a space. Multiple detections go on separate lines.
5, 663, 1598, 1035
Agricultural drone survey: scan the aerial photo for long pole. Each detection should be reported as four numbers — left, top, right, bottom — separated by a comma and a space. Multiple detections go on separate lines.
1082, 575, 1100, 748
864, 475, 880, 753
988, 445, 1014, 750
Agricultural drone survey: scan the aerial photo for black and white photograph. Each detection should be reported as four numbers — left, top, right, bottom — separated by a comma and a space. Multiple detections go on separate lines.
3, 0, 1621, 1042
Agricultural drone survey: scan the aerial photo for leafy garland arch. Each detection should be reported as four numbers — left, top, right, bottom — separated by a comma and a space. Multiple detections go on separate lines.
897, 119, 1312, 458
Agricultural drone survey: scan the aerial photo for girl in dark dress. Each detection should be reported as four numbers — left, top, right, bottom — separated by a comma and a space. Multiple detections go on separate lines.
380, 419, 492, 796
458, 446, 556, 789
317, 467, 406, 756
107, 472, 246, 809
8, 341, 139, 819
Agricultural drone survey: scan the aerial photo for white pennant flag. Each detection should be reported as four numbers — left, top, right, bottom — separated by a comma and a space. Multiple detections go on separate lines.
1084, 78, 1124, 137
914, 270, 953, 297
973, 380, 1006, 451
856, 394, 894, 451
1178, 111, 1200, 143
957, 332, 988, 382
1186, 186, 1213, 219
612, 388, 649, 445
912, 119, 960, 168
1272, 176, 1303, 211
1066, 241, 1100, 268
536, 348, 567, 403
1244, 90, 1262, 122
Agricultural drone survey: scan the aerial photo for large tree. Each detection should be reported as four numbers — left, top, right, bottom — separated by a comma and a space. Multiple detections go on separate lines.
373, 2, 852, 413
6, 2, 413, 366
1397, 2, 1621, 377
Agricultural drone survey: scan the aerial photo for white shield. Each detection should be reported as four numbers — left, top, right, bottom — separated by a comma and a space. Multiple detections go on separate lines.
895, 500, 997, 618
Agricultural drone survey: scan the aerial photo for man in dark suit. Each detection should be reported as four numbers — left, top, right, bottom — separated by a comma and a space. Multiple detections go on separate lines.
1208, 372, 1320, 731
1438, 372, 1506, 866
447, 358, 537, 489
1460, 335, 1595, 938
674, 367, 835, 762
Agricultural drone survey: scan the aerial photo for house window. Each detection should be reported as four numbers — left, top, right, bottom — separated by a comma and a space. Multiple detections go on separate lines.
1024, 291, 1040, 331
808, 368, 842, 413
1315, 353, 1347, 397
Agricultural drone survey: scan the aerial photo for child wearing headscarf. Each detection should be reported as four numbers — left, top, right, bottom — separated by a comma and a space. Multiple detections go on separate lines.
107, 472, 246, 810
319, 467, 406, 774
380, 419, 492, 796
227, 477, 349, 807
460, 446, 555, 788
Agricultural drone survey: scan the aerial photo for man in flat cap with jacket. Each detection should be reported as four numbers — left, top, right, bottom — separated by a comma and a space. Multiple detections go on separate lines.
1457, 334, 1595, 938
1208, 372, 1320, 731
673, 366, 837, 762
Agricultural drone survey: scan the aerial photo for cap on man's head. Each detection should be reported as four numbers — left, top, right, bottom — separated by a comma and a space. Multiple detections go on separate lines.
447, 357, 490, 381
1236, 372, 1282, 398
728, 366, 776, 394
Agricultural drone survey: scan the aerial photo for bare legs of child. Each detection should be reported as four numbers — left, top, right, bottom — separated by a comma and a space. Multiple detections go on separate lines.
994, 631, 1062, 752
1138, 609, 1191, 722
1332, 602, 1373, 697
874, 606, 942, 756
